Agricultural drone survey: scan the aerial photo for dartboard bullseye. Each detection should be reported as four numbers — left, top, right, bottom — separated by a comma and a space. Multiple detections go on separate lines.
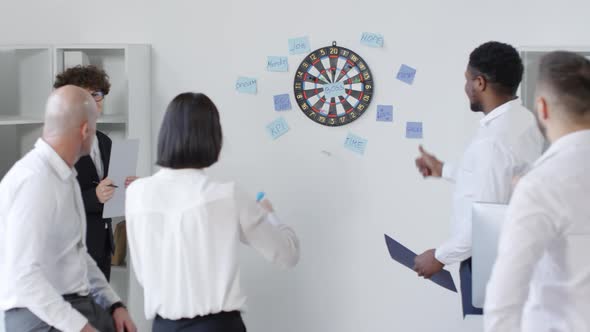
293, 42, 374, 126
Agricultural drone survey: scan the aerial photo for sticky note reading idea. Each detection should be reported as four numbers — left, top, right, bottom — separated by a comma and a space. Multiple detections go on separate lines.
376, 105, 393, 122
236, 77, 257, 94
406, 122, 423, 139
273, 94, 292, 111
288, 36, 311, 55
267, 56, 288, 72
324, 82, 346, 99
360, 32, 384, 48
396, 64, 417, 85
344, 133, 368, 155
266, 117, 290, 140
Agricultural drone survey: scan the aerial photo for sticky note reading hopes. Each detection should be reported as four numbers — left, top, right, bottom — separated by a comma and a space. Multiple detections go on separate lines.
324, 82, 346, 99
273, 94, 292, 111
288, 36, 311, 55
396, 64, 417, 85
406, 122, 423, 139
376, 105, 393, 122
267, 56, 288, 72
236, 77, 257, 94
344, 133, 368, 155
360, 32, 384, 48
266, 117, 290, 140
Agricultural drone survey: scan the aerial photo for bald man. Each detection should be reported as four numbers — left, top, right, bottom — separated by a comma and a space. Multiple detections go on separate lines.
0, 86, 136, 332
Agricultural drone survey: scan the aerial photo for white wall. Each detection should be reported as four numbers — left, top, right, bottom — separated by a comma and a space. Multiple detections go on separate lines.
2, 1, 590, 331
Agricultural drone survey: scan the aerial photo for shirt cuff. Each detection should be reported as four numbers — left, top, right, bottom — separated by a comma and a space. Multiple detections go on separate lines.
266, 212, 281, 226
60, 309, 88, 332
442, 162, 455, 182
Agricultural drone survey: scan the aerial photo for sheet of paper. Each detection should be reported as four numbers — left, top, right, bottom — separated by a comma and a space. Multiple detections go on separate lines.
267, 56, 289, 72
344, 133, 368, 155
396, 64, 417, 85
376, 105, 393, 122
266, 117, 290, 140
235, 77, 257, 94
273, 94, 292, 111
288, 36, 311, 55
360, 32, 384, 48
102, 139, 139, 218
406, 122, 423, 139
384, 234, 457, 292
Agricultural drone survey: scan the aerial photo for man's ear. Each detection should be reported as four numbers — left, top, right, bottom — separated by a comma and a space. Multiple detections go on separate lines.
536, 96, 549, 121
476, 75, 487, 92
81, 122, 90, 140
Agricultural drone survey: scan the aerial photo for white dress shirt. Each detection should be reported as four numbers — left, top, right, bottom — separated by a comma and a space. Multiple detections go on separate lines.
0, 139, 120, 332
125, 168, 300, 320
484, 129, 590, 332
435, 99, 545, 265
91, 134, 103, 180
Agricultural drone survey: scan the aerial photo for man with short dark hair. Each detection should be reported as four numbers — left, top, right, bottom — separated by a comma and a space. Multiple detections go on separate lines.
413, 41, 545, 314
485, 51, 590, 332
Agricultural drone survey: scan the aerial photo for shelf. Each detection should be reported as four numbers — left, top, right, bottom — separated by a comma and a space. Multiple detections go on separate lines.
0, 115, 44, 125
111, 264, 128, 272
98, 114, 127, 124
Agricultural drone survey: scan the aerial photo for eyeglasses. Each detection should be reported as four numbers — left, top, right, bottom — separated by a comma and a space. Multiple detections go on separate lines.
90, 91, 106, 102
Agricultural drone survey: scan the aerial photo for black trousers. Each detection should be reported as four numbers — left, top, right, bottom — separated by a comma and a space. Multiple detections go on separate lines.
459, 258, 483, 317
152, 311, 246, 332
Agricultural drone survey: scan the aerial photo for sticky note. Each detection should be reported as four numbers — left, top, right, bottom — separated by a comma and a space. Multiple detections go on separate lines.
360, 32, 384, 48
267, 56, 288, 72
396, 64, 417, 85
266, 117, 290, 140
288, 36, 311, 55
376, 105, 393, 122
344, 133, 368, 155
256, 192, 265, 202
273, 94, 292, 111
406, 122, 423, 139
235, 77, 257, 94
324, 82, 346, 99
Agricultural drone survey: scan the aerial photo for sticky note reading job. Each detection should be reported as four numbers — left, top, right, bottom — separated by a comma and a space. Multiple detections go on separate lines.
406, 122, 423, 139
396, 64, 417, 85
267, 56, 288, 72
236, 77, 257, 94
344, 133, 368, 155
288, 36, 311, 55
376, 105, 393, 122
360, 32, 384, 48
266, 117, 290, 140
273, 94, 292, 111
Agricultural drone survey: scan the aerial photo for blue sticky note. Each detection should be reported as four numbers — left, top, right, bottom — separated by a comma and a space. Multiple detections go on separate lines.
267, 56, 288, 72
266, 117, 290, 140
376, 105, 393, 122
256, 192, 265, 202
360, 32, 384, 48
396, 64, 417, 85
273, 94, 292, 111
235, 77, 257, 94
384, 234, 457, 293
344, 133, 368, 155
288, 36, 311, 55
324, 82, 346, 99
406, 122, 423, 139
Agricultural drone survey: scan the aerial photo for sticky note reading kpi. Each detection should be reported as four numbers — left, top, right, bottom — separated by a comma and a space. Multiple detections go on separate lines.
236, 77, 257, 94
273, 94, 292, 111
360, 32, 384, 48
288, 36, 311, 55
344, 133, 368, 155
376, 105, 393, 122
406, 122, 423, 139
396, 64, 417, 85
324, 82, 346, 99
266, 117, 290, 140
267, 56, 288, 72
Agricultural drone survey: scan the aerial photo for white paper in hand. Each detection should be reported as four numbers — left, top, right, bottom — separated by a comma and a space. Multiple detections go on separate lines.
102, 139, 139, 218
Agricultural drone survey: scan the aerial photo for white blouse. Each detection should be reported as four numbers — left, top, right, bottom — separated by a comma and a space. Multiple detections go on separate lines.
125, 168, 300, 320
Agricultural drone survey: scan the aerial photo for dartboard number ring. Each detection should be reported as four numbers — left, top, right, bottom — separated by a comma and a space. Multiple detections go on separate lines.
293, 42, 374, 126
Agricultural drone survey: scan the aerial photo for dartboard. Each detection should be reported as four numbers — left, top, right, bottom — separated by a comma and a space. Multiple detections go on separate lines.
293, 42, 374, 126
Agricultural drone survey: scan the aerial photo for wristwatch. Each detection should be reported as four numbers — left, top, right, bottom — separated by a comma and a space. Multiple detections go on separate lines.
109, 302, 126, 315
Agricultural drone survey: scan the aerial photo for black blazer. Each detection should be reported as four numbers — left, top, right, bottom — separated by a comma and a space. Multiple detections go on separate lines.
76, 131, 114, 259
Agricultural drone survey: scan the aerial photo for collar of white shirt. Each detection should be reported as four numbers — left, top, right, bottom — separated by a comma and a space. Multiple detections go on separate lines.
535, 129, 590, 167
479, 99, 519, 127
34, 138, 76, 181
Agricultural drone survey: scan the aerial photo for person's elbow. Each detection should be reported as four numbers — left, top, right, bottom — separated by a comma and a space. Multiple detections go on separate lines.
274, 235, 301, 269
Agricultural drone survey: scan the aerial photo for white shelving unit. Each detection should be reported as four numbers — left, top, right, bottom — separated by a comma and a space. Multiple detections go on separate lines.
0, 44, 152, 331
519, 46, 590, 111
